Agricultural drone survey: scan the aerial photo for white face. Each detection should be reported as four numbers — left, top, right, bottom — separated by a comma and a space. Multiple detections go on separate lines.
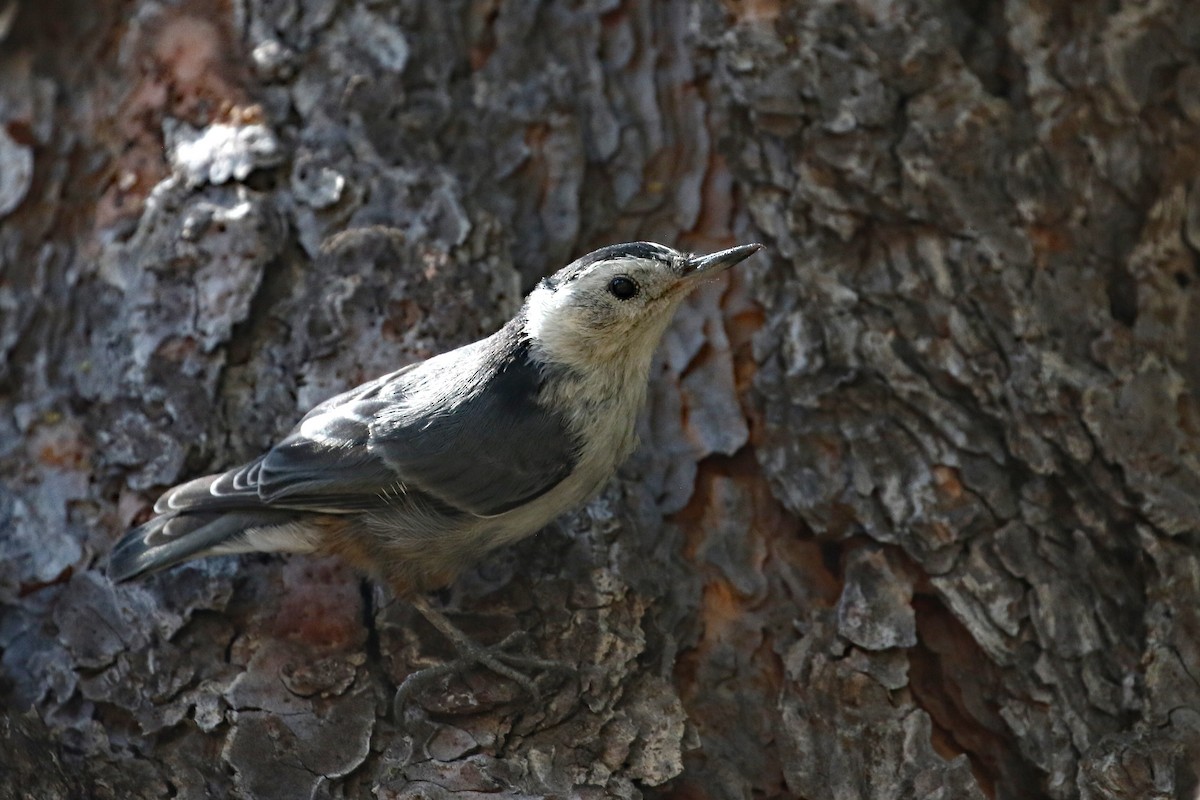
524, 243, 691, 369
523, 241, 761, 371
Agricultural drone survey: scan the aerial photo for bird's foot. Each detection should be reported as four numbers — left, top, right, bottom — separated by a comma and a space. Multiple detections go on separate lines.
393, 595, 573, 710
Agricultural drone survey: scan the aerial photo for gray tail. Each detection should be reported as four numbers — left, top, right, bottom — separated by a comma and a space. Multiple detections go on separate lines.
108, 510, 298, 582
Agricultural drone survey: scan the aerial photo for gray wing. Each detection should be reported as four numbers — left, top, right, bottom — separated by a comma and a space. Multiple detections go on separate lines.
159, 339, 579, 518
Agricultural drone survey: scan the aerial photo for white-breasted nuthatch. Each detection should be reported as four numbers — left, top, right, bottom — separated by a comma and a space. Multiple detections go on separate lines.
109, 241, 762, 693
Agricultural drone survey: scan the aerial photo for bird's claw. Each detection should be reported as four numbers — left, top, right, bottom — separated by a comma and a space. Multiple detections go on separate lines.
393, 596, 575, 711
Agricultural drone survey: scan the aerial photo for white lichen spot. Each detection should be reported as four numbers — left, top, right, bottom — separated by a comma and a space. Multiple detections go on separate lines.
166, 120, 284, 188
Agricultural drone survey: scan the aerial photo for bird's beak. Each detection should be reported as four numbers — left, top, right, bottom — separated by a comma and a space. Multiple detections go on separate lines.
681, 243, 763, 281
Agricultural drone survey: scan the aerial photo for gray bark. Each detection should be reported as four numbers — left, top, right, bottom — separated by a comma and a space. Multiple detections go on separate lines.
2, 1, 1199, 798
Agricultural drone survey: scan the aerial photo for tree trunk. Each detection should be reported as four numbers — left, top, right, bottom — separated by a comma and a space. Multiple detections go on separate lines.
2, 1, 1199, 798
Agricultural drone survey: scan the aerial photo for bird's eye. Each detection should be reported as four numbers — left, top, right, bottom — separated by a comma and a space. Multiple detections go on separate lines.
608, 276, 639, 300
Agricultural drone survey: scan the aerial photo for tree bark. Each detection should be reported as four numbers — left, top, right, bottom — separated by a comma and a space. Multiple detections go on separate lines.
2, 1, 1199, 798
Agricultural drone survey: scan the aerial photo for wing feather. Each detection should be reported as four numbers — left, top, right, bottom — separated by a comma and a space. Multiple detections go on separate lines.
161, 324, 580, 519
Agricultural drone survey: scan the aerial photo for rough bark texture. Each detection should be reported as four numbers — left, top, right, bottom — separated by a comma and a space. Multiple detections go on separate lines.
2, 1, 1199, 798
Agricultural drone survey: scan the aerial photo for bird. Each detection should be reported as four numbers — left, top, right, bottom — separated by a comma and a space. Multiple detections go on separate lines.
109, 240, 763, 699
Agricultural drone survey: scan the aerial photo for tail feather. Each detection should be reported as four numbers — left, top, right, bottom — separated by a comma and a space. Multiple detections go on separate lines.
108, 509, 299, 582
153, 466, 262, 514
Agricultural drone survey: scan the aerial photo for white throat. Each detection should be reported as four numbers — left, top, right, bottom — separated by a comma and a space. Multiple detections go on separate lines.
522, 282, 681, 470
523, 283, 678, 374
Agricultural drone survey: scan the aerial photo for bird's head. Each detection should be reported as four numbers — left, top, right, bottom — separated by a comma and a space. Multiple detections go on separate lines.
523, 241, 762, 371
